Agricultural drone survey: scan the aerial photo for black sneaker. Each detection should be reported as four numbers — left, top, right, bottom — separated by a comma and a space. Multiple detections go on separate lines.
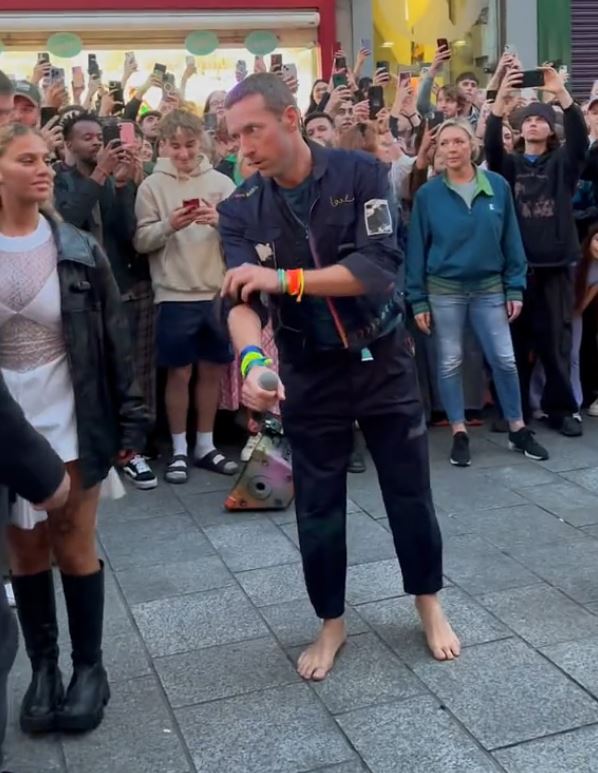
508, 427, 549, 461
123, 455, 158, 490
450, 432, 471, 467
559, 415, 583, 437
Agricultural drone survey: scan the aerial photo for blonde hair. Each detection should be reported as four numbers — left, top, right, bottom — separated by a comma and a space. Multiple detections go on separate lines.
436, 118, 480, 160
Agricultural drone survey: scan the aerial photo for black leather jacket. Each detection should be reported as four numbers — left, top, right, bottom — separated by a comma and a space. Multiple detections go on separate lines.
50, 216, 148, 487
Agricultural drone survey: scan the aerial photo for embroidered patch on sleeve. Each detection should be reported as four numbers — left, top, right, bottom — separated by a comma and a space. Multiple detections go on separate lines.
364, 199, 393, 237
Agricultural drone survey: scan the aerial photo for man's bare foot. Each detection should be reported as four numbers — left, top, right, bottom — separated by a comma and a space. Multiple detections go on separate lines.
415, 594, 461, 661
297, 618, 347, 681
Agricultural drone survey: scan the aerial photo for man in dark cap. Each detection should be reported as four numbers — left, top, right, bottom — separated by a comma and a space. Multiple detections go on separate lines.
485, 66, 589, 436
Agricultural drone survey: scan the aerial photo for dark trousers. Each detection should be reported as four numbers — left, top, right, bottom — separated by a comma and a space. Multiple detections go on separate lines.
511, 267, 577, 421
0, 583, 18, 765
280, 327, 443, 620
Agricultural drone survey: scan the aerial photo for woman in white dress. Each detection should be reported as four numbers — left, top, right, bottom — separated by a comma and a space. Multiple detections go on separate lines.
0, 123, 147, 734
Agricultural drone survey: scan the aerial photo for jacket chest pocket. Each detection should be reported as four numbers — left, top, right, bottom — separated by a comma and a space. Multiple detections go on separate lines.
326, 204, 356, 233
244, 226, 282, 267
62, 283, 102, 314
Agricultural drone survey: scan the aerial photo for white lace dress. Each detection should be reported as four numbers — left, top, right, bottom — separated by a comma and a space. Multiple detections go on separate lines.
0, 218, 122, 530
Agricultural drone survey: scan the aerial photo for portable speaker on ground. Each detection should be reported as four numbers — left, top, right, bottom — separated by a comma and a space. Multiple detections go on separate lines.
225, 417, 294, 511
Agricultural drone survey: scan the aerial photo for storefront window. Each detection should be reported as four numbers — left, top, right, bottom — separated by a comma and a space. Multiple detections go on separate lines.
0, 46, 318, 112
373, 0, 500, 82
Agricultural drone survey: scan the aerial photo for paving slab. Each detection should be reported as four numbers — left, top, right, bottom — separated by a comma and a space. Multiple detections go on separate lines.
203, 519, 300, 572
98, 513, 214, 571
479, 585, 598, 647
516, 480, 598, 525
493, 725, 598, 772
132, 586, 269, 657
336, 695, 501, 773
414, 638, 598, 749
259, 599, 369, 647
154, 636, 300, 708
357, 586, 511, 667
235, 562, 308, 607
176, 683, 354, 773
61, 676, 192, 773
541, 636, 598, 698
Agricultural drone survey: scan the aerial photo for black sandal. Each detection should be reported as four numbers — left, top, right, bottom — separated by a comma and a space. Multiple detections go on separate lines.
165, 454, 188, 484
194, 449, 238, 476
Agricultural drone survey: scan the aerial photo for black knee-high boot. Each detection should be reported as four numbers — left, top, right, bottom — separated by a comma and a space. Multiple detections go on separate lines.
56, 561, 110, 732
11, 570, 64, 733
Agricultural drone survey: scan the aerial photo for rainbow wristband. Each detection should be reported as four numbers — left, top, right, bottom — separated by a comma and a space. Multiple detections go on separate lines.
240, 345, 265, 361
241, 355, 273, 379
277, 269, 288, 294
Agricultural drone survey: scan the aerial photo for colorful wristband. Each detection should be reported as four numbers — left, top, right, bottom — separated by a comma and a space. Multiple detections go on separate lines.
242, 356, 273, 379
240, 345, 265, 361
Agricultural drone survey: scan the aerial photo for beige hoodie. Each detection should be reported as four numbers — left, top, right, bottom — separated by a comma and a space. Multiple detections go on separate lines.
134, 156, 236, 303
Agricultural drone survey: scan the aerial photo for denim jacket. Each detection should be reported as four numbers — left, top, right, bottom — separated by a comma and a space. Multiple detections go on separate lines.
217, 142, 404, 361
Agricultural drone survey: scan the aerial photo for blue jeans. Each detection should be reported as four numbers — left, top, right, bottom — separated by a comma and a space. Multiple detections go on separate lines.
429, 293, 523, 423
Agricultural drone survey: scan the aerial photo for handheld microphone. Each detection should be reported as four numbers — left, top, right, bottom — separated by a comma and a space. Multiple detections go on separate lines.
257, 370, 279, 392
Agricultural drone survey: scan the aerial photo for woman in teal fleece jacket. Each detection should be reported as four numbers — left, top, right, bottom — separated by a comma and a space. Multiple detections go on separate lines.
406, 119, 549, 467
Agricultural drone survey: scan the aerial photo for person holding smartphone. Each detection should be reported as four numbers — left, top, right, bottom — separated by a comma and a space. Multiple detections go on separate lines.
54, 114, 159, 489
485, 66, 589, 436
134, 110, 238, 483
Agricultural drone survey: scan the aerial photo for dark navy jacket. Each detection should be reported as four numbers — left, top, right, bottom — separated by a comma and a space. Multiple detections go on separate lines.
217, 142, 404, 361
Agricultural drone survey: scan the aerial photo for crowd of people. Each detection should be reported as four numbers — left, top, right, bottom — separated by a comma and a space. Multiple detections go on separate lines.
1, 39, 598, 765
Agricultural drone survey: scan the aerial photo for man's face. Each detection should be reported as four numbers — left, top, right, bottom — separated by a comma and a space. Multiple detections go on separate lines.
306, 117, 335, 146
68, 120, 103, 164
457, 79, 478, 103
162, 128, 201, 174
522, 115, 552, 144
225, 93, 298, 178
11, 95, 39, 128
0, 92, 14, 126
334, 101, 354, 133
141, 114, 160, 140
437, 93, 459, 119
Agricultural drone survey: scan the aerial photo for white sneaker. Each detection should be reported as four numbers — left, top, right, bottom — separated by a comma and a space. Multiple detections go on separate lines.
588, 398, 598, 417
241, 433, 261, 462
4, 580, 15, 607
123, 454, 158, 490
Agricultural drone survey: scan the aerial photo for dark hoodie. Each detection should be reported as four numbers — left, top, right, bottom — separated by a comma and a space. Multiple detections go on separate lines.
484, 105, 588, 267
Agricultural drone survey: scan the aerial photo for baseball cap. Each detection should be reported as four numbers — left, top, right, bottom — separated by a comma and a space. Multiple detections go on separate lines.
13, 80, 42, 108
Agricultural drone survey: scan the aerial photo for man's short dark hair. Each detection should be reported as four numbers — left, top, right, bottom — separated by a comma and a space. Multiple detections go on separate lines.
0, 70, 14, 96
304, 111, 334, 130
62, 112, 101, 141
224, 73, 297, 116
456, 71, 479, 86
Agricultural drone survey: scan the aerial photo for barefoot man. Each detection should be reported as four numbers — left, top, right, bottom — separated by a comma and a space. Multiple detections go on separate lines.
218, 73, 460, 680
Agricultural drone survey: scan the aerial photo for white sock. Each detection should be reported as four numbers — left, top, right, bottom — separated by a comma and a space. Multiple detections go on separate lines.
171, 432, 187, 457
196, 431, 216, 459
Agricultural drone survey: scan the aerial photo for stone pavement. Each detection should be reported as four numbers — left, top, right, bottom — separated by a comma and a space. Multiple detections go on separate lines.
6, 420, 598, 773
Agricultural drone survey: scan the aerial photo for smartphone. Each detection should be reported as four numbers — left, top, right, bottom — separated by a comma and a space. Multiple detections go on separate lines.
163, 72, 175, 92
72, 66, 84, 89
332, 72, 348, 89
153, 63, 167, 81
437, 38, 450, 53
119, 122, 136, 145
40, 106, 58, 127
37, 52, 50, 64
427, 110, 445, 129
399, 70, 411, 86
335, 41, 342, 52
186, 55, 195, 68
360, 37, 371, 51
102, 123, 121, 146
486, 89, 498, 101
108, 81, 124, 104
282, 63, 297, 80
335, 55, 347, 71
50, 67, 65, 84
369, 85, 384, 119
182, 198, 200, 210
203, 113, 218, 132
558, 64, 568, 77
520, 69, 545, 88
504, 43, 518, 56
270, 54, 283, 73
376, 60, 390, 76
88, 53, 100, 77
125, 51, 137, 68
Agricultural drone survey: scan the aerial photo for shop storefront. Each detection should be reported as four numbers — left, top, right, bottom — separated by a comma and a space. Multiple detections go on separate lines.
0, 0, 335, 111
372, 0, 501, 84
